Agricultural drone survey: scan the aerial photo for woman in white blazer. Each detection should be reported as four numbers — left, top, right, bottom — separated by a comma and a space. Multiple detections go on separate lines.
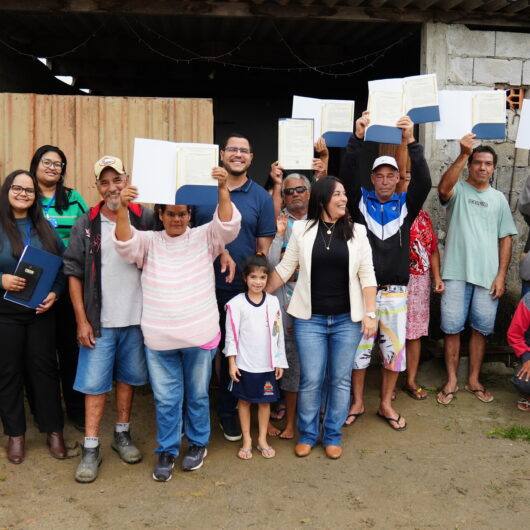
267, 176, 377, 460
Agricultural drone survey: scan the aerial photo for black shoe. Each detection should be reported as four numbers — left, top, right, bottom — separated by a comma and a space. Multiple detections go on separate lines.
111, 430, 142, 463
219, 416, 242, 442
75, 445, 102, 483
152, 452, 175, 482
181, 446, 207, 471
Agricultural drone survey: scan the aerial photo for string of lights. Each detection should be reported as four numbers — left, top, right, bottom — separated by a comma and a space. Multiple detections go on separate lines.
0, 20, 108, 60
124, 17, 415, 77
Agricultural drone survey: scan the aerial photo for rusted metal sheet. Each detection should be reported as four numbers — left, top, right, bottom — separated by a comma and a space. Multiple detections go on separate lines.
0, 93, 213, 206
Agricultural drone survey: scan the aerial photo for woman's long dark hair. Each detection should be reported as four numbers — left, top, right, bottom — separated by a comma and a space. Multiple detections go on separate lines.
307, 176, 353, 241
0, 170, 61, 258
29, 145, 70, 214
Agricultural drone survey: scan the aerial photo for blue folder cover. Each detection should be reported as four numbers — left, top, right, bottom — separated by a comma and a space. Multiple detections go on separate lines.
4, 246, 62, 309
322, 131, 352, 148
175, 185, 218, 205
471, 123, 505, 140
408, 105, 440, 124
365, 125, 402, 145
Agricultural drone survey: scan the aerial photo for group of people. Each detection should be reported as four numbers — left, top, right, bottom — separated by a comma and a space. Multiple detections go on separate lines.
0, 110, 528, 485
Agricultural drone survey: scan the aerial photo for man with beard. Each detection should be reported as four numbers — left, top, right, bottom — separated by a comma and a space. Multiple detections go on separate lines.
64, 156, 155, 482
193, 133, 276, 442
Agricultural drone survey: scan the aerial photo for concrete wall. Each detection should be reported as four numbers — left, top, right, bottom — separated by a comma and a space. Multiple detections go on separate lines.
421, 23, 530, 338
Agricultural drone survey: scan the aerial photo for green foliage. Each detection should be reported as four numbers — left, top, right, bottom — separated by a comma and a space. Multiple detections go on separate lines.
488, 425, 530, 442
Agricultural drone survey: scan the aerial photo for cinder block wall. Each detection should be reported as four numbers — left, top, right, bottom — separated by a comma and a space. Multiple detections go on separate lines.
421, 23, 530, 340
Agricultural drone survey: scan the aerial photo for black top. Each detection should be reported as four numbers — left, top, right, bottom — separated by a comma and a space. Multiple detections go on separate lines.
310, 220, 350, 315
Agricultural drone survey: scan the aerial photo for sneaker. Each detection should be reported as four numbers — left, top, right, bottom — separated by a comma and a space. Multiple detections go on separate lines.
181, 446, 207, 471
219, 416, 242, 442
75, 445, 102, 483
152, 452, 175, 482
111, 430, 142, 464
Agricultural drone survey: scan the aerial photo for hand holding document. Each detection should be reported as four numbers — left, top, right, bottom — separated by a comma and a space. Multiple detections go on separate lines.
278, 118, 314, 170
132, 138, 219, 205
436, 90, 506, 140
516, 99, 530, 150
365, 74, 439, 145
292, 96, 354, 147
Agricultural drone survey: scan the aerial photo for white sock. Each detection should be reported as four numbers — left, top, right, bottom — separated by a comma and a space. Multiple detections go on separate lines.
115, 422, 130, 433
84, 436, 99, 448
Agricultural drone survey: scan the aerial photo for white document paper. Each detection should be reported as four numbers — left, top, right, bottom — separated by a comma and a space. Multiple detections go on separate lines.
516, 99, 530, 149
436, 90, 506, 140
403, 74, 438, 112
292, 95, 354, 139
278, 118, 314, 170
472, 91, 505, 125
132, 138, 218, 204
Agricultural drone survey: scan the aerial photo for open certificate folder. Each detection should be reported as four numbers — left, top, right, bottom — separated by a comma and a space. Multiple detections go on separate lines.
4, 246, 62, 310
436, 90, 506, 140
516, 99, 530, 150
292, 96, 355, 147
132, 138, 219, 205
278, 118, 314, 170
366, 74, 439, 145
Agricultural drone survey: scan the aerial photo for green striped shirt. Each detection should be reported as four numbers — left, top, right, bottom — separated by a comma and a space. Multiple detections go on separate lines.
41, 189, 88, 246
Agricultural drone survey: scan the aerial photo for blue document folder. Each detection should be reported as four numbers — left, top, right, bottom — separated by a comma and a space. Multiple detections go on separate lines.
322, 131, 352, 148
4, 246, 62, 309
408, 105, 440, 124
365, 125, 402, 145
472, 123, 505, 140
175, 185, 218, 205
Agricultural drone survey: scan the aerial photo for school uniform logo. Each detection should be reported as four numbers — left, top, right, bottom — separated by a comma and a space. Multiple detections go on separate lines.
264, 381, 274, 395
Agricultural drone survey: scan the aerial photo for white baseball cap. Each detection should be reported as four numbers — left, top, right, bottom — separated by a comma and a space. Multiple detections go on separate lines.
372, 156, 399, 172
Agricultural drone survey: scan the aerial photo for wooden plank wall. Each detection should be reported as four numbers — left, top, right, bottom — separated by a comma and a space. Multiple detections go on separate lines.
0, 93, 213, 206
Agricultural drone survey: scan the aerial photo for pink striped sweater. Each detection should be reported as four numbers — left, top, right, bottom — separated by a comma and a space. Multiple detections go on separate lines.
113, 206, 241, 351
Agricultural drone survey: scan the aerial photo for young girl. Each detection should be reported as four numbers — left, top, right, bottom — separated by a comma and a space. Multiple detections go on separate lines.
224, 253, 288, 460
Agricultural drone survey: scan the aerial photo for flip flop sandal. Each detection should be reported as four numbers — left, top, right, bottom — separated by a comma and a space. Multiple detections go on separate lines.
403, 385, 428, 400
376, 411, 407, 431
237, 448, 253, 460
436, 386, 459, 405
516, 398, 530, 412
464, 385, 494, 403
256, 445, 276, 459
343, 412, 364, 427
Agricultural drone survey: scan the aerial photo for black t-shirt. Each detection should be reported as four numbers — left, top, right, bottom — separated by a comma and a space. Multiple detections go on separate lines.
310, 220, 350, 316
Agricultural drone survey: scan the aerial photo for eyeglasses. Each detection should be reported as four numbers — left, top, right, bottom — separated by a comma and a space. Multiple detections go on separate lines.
96, 176, 127, 187
10, 184, 36, 197
283, 186, 307, 196
224, 146, 251, 154
41, 158, 64, 170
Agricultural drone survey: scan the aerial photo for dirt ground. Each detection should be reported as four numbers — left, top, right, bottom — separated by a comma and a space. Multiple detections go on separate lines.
1, 359, 529, 530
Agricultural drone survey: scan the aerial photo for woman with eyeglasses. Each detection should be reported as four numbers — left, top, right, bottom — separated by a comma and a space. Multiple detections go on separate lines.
0, 170, 67, 464
29, 145, 88, 431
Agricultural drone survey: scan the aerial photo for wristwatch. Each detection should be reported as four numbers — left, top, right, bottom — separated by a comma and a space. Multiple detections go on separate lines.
365, 312, 376, 319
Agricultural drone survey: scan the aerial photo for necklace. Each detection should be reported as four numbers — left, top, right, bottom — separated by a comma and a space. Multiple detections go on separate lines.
319, 221, 335, 250
322, 220, 335, 235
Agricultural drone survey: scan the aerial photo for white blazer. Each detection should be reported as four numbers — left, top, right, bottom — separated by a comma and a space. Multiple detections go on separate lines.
275, 220, 377, 322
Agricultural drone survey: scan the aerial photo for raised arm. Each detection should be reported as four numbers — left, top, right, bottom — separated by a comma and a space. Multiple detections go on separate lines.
116, 186, 136, 241
438, 134, 476, 202
212, 167, 232, 222
269, 161, 284, 219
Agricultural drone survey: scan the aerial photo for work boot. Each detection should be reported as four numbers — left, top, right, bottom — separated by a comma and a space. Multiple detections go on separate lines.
75, 445, 102, 483
111, 430, 142, 463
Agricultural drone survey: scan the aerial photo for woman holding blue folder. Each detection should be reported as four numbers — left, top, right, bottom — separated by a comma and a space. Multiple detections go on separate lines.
0, 169, 67, 464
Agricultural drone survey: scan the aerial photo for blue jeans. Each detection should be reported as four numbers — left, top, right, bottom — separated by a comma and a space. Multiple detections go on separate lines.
294, 313, 362, 447
74, 326, 147, 395
145, 345, 216, 456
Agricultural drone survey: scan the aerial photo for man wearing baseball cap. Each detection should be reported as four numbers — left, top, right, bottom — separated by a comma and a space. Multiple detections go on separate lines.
64, 155, 155, 482
340, 111, 431, 431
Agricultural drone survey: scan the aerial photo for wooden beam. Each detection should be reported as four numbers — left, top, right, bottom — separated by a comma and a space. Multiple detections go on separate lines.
0, 1, 528, 27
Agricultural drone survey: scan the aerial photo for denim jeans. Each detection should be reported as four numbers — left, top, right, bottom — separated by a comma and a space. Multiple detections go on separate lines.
294, 313, 363, 447
145, 345, 216, 456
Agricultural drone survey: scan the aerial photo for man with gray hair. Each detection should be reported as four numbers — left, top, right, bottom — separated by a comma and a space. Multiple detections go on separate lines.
267, 172, 311, 438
